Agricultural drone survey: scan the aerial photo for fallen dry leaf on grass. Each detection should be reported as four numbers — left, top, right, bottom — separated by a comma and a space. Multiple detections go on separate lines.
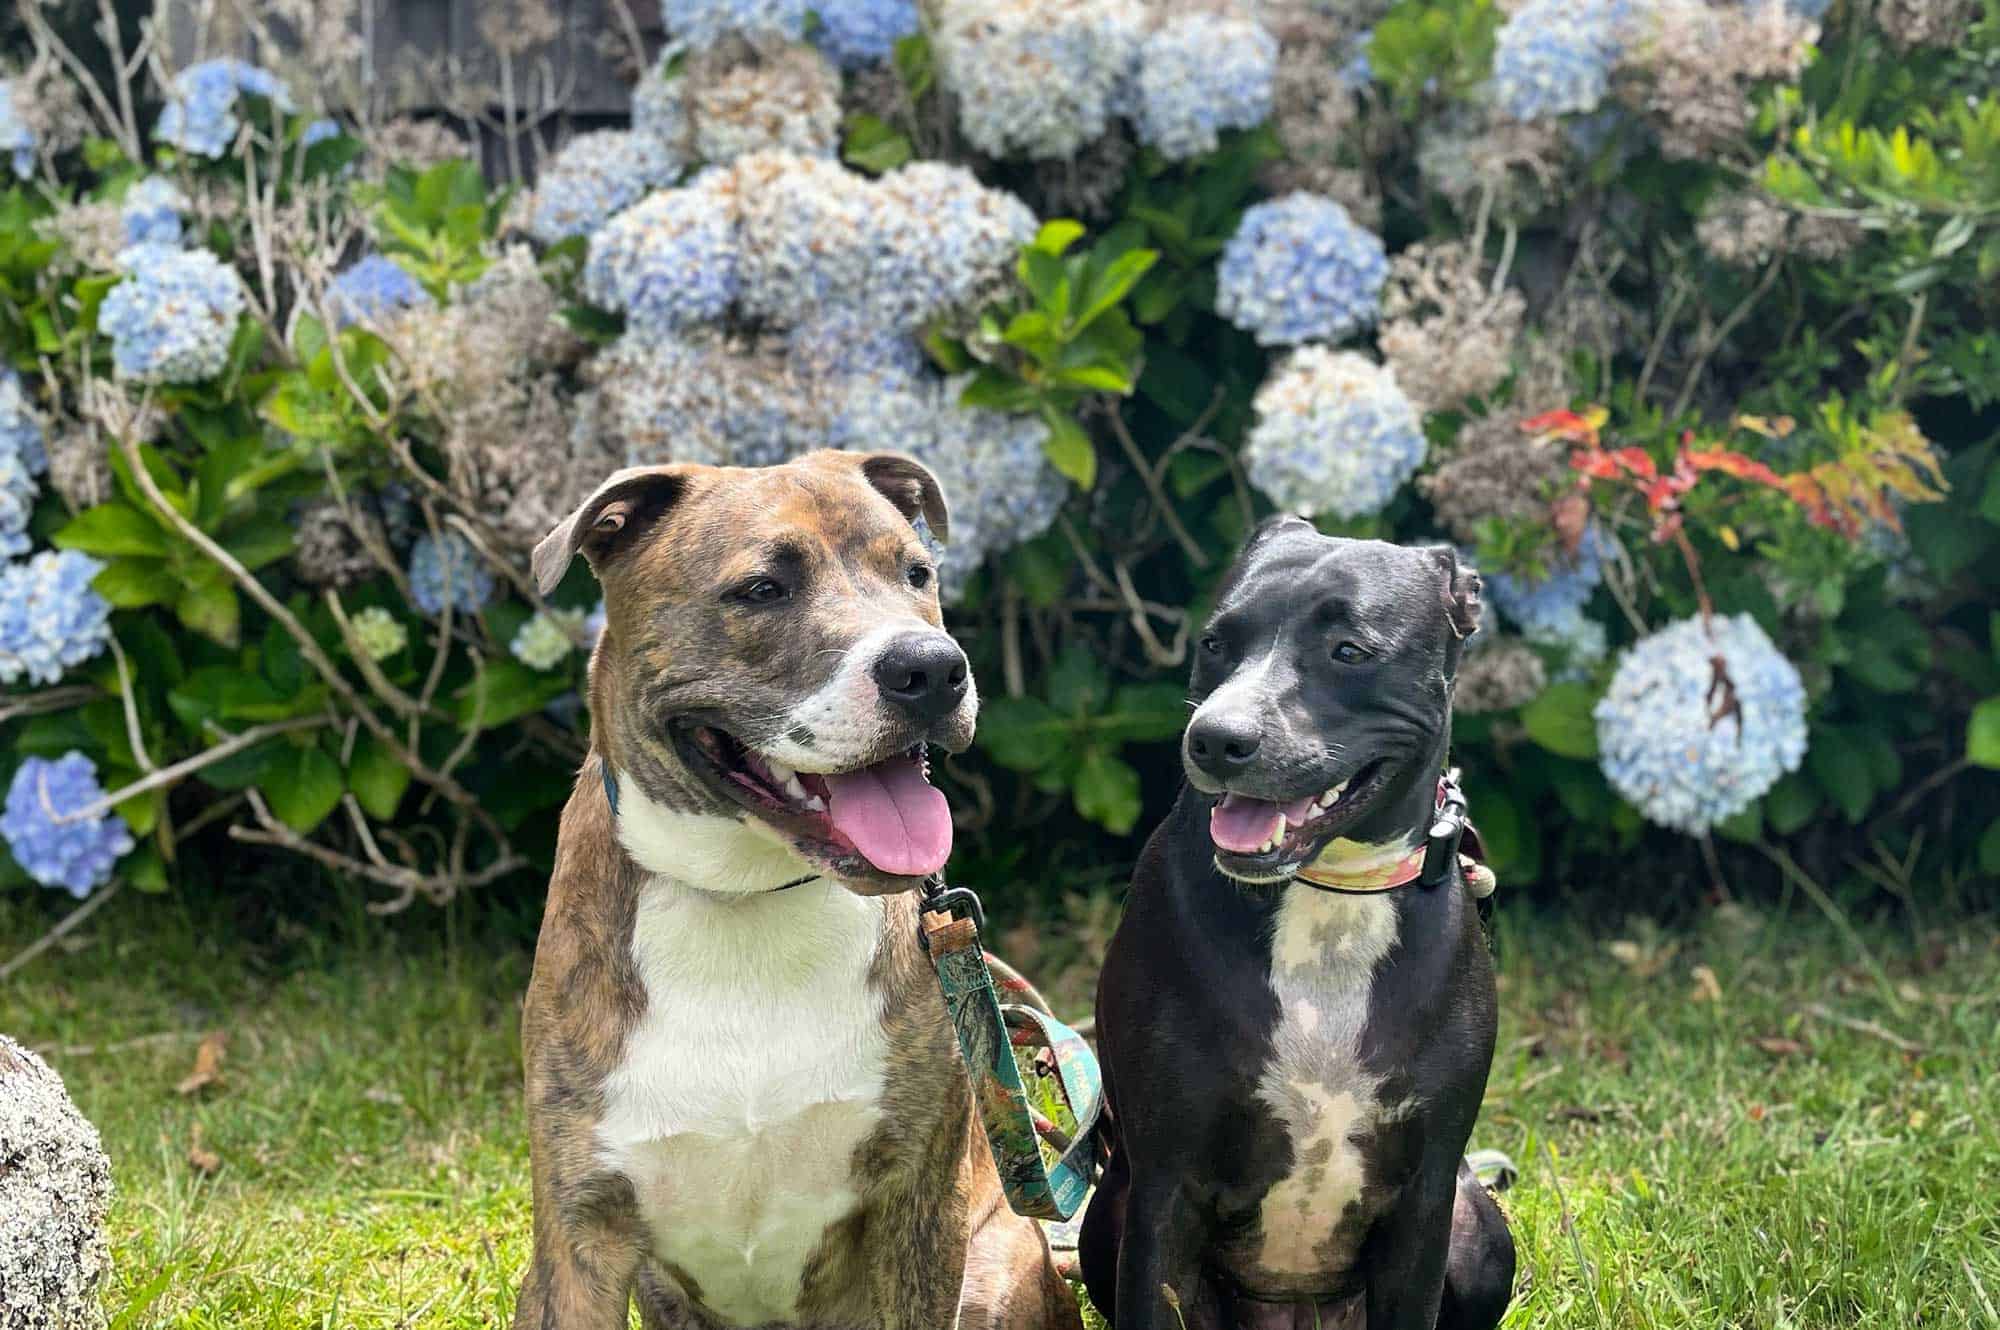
1607, 937, 1679, 977
176, 1030, 227, 1096
187, 1123, 221, 1175
1689, 965, 1723, 1004
1754, 1035, 1809, 1058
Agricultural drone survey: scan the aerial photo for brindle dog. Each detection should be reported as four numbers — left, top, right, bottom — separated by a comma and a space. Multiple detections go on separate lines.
514, 452, 1079, 1330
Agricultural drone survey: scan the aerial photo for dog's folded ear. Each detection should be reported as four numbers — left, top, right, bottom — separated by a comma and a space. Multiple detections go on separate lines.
1245, 513, 1312, 552
531, 465, 694, 594
858, 454, 949, 543
1425, 545, 1483, 640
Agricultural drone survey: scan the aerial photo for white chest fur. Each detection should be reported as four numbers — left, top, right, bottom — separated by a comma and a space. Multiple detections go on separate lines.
596, 876, 891, 1326
1252, 886, 1405, 1274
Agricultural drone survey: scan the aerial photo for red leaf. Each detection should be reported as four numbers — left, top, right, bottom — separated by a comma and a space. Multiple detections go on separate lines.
1571, 449, 1622, 479
1610, 447, 1658, 480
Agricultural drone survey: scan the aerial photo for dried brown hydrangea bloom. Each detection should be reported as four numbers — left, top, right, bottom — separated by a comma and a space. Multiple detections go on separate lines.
1876, 0, 1976, 49
1252, 1, 1384, 220
843, 63, 911, 128
391, 247, 606, 554
36, 201, 125, 273
1420, 411, 1571, 544
1697, 189, 1863, 269
294, 500, 390, 588
1030, 130, 1136, 221
45, 424, 112, 513
1619, 0, 1814, 161
1417, 110, 1569, 220
362, 116, 470, 182
686, 41, 844, 164
1379, 241, 1526, 413
6, 59, 90, 170
1456, 637, 1549, 713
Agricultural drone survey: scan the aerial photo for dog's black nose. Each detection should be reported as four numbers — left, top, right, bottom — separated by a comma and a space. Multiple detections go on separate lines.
1186, 713, 1263, 778
872, 633, 970, 723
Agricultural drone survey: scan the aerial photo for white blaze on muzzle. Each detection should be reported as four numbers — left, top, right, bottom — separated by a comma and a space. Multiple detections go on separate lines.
757, 620, 976, 773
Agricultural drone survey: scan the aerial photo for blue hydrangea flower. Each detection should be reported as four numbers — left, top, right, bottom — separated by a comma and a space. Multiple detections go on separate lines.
99, 248, 246, 384
1490, 0, 1630, 121
154, 58, 296, 158
0, 550, 113, 686
583, 171, 739, 337
1243, 348, 1425, 520
407, 532, 495, 616
527, 130, 682, 243
736, 152, 883, 325
0, 370, 46, 559
634, 44, 693, 150
1487, 525, 1611, 635
1524, 604, 1609, 681
120, 176, 190, 247
327, 254, 432, 329
871, 162, 1040, 328
662, 0, 809, 46
1, 371, 45, 475
1133, 15, 1278, 162
1, 80, 38, 178
600, 332, 821, 469
879, 378, 1066, 602
1, 752, 134, 897
1216, 193, 1387, 346
302, 117, 341, 147
583, 600, 607, 649
933, 0, 1148, 160
812, 0, 921, 68
1595, 612, 1807, 834
735, 155, 1036, 331
787, 311, 925, 390
0, 452, 37, 560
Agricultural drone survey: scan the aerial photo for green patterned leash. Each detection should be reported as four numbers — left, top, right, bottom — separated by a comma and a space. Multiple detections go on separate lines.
920, 877, 1102, 1222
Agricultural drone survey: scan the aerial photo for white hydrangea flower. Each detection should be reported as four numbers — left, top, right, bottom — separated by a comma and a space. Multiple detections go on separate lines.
1243, 348, 1426, 520
1595, 613, 1808, 834
933, 0, 1147, 160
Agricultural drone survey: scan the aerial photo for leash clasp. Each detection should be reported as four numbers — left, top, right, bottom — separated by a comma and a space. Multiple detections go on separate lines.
1421, 774, 1470, 887
918, 874, 986, 952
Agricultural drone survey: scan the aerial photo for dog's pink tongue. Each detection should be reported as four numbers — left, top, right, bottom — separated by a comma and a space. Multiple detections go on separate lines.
1211, 794, 1283, 854
823, 755, 953, 878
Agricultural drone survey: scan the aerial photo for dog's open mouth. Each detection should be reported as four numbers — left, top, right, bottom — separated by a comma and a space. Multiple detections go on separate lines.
1207, 756, 1395, 877
675, 723, 951, 880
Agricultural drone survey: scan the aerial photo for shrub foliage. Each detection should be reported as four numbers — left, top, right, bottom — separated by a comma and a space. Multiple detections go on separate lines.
1, 0, 1997, 910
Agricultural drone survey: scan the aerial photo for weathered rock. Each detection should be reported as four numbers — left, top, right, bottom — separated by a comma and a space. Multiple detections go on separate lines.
0, 1036, 111, 1330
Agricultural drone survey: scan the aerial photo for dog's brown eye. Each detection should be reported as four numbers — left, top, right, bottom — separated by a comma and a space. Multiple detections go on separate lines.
907, 563, 933, 590
1200, 634, 1224, 655
1333, 641, 1371, 664
739, 577, 788, 605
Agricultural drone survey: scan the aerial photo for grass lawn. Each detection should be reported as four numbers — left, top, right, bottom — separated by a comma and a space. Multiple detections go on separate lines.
3, 883, 1997, 1329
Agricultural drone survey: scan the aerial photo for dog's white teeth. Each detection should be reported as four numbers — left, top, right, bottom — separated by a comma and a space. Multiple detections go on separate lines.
767, 758, 794, 784
780, 774, 810, 804
1260, 815, 1287, 853
802, 794, 826, 813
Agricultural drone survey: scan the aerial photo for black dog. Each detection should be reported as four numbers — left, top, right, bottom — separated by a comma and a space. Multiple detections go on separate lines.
1079, 519, 1513, 1330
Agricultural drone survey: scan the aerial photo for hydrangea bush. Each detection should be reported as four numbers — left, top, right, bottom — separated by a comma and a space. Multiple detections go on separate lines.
2, 0, 1996, 908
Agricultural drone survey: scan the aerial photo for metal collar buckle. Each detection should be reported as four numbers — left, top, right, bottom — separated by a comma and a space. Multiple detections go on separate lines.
1420, 775, 1470, 887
